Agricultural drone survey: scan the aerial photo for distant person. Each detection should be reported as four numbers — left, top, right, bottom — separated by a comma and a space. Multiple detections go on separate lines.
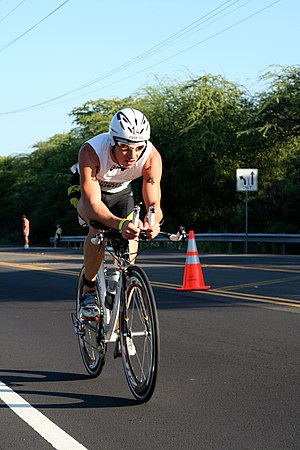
22, 215, 30, 249
54, 224, 62, 247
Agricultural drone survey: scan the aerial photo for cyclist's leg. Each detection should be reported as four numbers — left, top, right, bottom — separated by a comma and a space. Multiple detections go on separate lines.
82, 227, 105, 293
70, 171, 105, 293
74, 266, 106, 377
79, 185, 137, 272
76, 199, 104, 319
128, 236, 138, 264
77, 198, 105, 289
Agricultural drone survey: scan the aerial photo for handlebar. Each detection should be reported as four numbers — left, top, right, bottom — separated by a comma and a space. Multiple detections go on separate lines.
90, 204, 186, 246
132, 203, 141, 227
159, 226, 186, 242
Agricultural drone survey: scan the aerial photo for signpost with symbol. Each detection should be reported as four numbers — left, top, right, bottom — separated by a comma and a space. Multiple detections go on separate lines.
236, 169, 258, 192
236, 169, 258, 253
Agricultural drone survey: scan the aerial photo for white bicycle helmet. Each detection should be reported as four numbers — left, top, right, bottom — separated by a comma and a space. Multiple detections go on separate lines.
109, 108, 150, 144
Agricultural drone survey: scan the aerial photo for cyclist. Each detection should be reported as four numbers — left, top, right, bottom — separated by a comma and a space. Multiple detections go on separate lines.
70, 107, 163, 320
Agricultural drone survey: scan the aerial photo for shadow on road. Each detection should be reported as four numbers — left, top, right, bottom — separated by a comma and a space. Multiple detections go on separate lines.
0, 369, 137, 408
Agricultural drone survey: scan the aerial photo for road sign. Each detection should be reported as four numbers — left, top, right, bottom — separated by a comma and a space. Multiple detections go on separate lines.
236, 168, 258, 192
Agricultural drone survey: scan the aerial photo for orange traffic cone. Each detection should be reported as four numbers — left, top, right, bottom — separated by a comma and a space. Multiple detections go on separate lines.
178, 230, 211, 291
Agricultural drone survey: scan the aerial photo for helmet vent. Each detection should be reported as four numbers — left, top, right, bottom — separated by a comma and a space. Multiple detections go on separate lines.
109, 108, 150, 142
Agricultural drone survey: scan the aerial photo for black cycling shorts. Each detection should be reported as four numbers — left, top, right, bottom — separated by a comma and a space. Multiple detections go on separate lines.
101, 184, 134, 218
68, 169, 135, 225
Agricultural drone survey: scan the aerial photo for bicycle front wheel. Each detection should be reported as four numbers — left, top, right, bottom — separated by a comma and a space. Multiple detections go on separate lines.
75, 266, 106, 377
120, 265, 160, 402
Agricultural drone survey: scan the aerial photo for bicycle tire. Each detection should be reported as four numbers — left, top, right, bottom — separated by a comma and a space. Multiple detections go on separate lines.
120, 265, 160, 402
76, 266, 106, 377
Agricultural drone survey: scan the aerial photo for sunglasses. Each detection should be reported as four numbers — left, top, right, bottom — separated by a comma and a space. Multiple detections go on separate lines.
117, 141, 146, 152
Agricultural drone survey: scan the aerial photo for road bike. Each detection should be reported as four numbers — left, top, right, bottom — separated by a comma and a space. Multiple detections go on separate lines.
72, 205, 185, 403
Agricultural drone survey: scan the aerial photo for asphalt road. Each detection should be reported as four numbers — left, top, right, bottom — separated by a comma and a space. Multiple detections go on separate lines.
0, 247, 299, 450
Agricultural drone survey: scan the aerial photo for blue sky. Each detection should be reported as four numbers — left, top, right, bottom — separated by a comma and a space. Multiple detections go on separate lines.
0, 0, 298, 157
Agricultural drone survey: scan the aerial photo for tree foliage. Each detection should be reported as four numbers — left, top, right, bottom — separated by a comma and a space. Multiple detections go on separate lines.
0, 65, 299, 244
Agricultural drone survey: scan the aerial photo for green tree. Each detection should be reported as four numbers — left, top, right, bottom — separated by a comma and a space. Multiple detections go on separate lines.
248, 66, 300, 232
70, 97, 138, 140
141, 74, 255, 231
1, 66, 300, 244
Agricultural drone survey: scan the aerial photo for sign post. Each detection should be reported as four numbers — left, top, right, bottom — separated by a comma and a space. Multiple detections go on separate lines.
236, 169, 258, 253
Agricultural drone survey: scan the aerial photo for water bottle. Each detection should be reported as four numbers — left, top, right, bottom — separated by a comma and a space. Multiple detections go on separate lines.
105, 270, 120, 310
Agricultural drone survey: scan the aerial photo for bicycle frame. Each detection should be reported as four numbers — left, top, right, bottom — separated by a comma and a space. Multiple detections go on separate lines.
97, 258, 120, 343
73, 206, 186, 401
94, 219, 186, 342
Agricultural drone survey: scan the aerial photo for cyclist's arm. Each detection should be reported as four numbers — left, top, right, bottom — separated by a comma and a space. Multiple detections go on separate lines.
78, 143, 122, 230
142, 145, 163, 235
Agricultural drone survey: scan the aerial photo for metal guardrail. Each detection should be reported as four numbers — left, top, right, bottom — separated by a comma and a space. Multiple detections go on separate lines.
196, 233, 300, 243
50, 236, 86, 244
50, 233, 300, 253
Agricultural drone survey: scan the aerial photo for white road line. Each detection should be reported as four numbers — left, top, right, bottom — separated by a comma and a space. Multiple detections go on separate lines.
0, 381, 87, 450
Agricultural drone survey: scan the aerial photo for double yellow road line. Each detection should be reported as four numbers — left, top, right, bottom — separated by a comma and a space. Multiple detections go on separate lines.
1, 260, 299, 309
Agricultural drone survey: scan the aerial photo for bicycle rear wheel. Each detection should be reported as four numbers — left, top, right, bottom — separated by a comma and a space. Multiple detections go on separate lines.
120, 265, 160, 402
75, 266, 106, 377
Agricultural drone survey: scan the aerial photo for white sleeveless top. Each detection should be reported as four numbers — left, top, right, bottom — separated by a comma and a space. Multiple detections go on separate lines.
82, 133, 153, 193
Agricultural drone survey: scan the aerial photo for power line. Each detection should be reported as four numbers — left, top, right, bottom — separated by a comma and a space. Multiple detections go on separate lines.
0, 0, 247, 113
96, 0, 242, 84
141, 0, 281, 82
0, 0, 71, 53
122, 0, 254, 72
0, 0, 280, 115
9, 0, 241, 111
0, 0, 27, 24
51, 0, 279, 108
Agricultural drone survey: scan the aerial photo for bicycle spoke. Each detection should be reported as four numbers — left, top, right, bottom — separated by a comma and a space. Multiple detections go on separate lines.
75, 266, 106, 377
121, 265, 160, 402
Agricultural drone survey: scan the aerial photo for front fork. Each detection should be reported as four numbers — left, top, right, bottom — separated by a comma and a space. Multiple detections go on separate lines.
114, 269, 130, 358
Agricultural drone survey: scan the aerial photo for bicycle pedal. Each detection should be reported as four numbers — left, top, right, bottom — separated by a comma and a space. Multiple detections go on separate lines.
82, 315, 100, 323
71, 313, 85, 335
